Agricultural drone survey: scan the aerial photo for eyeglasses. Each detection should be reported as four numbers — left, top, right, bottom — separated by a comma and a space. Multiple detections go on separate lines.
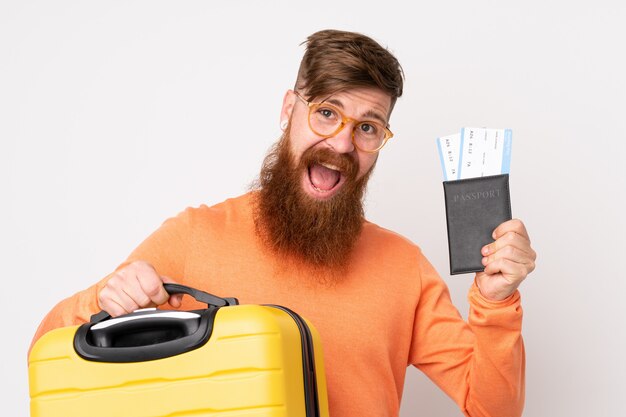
294, 91, 393, 153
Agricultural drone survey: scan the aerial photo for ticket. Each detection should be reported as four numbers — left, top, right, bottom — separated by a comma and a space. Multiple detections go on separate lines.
436, 133, 461, 181
457, 127, 512, 179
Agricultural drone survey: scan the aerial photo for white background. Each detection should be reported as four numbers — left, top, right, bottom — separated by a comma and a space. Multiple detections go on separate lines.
2, 1, 625, 416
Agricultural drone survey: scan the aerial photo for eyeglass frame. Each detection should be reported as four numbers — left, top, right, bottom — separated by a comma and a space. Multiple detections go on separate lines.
294, 91, 394, 153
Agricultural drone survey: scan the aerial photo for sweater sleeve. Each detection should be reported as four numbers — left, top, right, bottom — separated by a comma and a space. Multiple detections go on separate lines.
29, 208, 194, 351
409, 252, 525, 417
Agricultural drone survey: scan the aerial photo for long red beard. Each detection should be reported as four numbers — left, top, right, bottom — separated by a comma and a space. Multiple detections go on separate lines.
253, 132, 374, 270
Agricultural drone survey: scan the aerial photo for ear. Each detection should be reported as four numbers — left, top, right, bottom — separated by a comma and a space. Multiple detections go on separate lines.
280, 89, 296, 126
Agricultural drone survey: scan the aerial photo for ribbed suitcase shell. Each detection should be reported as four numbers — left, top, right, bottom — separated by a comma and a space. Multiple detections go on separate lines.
29, 305, 329, 417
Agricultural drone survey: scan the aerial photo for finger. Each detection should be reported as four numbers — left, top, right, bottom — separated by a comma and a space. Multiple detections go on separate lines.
99, 286, 138, 316
483, 257, 530, 281
123, 272, 155, 308
100, 273, 141, 313
134, 264, 170, 306
103, 277, 139, 314
482, 231, 535, 258
482, 243, 536, 267
483, 254, 536, 275
114, 289, 141, 314
492, 218, 529, 240
101, 299, 128, 318
98, 287, 127, 317
106, 265, 154, 312
161, 275, 183, 308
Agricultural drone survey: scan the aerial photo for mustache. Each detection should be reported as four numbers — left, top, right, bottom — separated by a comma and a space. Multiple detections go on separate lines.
298, 146, 359, 181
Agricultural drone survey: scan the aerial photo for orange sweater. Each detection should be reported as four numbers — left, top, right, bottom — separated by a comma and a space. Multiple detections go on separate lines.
32, 193, 524, 417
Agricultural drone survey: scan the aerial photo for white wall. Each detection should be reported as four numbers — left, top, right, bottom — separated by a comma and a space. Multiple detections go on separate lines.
2, 1, 625, 416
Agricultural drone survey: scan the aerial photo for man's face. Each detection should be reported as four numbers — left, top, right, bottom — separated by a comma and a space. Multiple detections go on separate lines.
252, 86, 393, 271
280, 87, 393, 200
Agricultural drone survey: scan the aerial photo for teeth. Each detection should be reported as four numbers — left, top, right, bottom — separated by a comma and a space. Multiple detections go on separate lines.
311, 184, 330, 193
319, 162, 341, 171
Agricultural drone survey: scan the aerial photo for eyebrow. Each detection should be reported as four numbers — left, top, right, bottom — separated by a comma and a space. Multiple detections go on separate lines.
324, 98, 389, 126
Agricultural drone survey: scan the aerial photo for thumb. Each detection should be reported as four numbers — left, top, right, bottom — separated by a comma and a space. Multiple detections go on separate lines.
160, 275, 184, 308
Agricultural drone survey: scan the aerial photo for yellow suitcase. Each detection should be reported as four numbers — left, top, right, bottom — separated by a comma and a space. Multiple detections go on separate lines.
29, 284, 329, 417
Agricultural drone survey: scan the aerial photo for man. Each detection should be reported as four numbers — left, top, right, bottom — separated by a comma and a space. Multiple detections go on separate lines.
31, 29, 536, 417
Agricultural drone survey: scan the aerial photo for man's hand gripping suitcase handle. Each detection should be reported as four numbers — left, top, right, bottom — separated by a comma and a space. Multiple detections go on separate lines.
95, 260, 238, 322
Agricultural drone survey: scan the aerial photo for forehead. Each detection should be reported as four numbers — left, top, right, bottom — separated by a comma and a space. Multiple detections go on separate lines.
318, 87, 392, 124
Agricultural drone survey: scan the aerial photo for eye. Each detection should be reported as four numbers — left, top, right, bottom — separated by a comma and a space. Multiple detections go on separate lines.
316, 107, 338, 120
359, 123, 379, 136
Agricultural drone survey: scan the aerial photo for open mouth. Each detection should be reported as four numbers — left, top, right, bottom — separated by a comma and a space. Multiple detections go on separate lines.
306, 162, 344, 197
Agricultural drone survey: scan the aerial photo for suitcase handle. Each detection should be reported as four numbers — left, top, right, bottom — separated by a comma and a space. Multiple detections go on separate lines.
163, 284, 239, 308
89, 283, 238, 323
75, 284, 236, 362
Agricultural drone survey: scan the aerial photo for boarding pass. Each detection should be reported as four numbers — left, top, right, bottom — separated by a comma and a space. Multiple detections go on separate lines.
436, 127, 512, 181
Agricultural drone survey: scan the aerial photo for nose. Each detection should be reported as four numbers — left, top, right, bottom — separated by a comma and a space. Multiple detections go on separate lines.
324, 123, 355, 154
